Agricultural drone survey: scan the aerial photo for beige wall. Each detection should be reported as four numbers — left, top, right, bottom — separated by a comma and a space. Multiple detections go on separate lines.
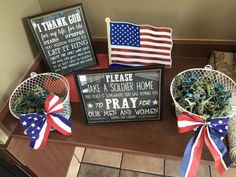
0, 1, 235, 109
0, 0, 41, 110
0, 0, 236, 109
38, 0, 236, 40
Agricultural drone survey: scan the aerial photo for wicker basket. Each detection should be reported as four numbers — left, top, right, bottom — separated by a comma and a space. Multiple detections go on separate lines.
9, 72, 71, 119
170, 65, 236, 119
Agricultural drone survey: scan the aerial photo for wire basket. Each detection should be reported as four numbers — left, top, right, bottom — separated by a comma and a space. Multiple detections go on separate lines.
9, 72, 71, 119
170, 65, 236, 119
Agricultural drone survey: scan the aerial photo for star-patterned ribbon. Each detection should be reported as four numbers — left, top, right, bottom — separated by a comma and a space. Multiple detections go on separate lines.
19, 94, 72, 149
177, 112, 232, 177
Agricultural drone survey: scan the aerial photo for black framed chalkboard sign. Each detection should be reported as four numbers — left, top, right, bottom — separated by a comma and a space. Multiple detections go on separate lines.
27, 4, 98, 75
74, 66, 164, 124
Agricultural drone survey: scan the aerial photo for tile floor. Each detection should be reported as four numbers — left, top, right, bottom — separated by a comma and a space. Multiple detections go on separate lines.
66, 147, 236, 177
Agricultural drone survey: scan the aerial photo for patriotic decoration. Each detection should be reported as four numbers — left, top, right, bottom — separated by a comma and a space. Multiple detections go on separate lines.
19, 94, 72, 149
178, 112, 232, 177
105, 18, 173, 67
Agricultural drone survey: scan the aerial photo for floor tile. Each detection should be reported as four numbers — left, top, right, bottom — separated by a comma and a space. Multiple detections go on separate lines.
121, 154, 164, 175
120, 170, 163, 177
165, 159, 210, 177
74, 146, 85, 162
82, 148, 122, 168
196, 163, 210, 177
77, 163, 119, 177
165, 159, 181, 177
211, 165, 236, 177
66, 154, 80, 177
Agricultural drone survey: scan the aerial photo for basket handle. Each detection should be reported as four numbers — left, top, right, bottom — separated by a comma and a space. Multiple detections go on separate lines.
30, 72, 37, 77
204, 65, 213, 70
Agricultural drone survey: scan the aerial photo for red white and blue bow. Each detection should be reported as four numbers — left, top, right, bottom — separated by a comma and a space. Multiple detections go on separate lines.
19, 94, 72, 149
178, 112, 232, 177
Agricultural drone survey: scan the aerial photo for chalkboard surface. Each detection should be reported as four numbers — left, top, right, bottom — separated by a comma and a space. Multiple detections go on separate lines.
28, 4, 97, 75
75, 66, 164, 123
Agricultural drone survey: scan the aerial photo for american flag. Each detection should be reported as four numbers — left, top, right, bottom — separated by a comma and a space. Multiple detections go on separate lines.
107, 20, 173, 67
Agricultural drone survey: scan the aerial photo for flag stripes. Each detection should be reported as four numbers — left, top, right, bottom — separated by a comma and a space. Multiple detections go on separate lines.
107, 19, 173, 67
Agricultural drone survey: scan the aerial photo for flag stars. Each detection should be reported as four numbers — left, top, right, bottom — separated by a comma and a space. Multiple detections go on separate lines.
220, 136, 224, 141
37, 127, 41, 130
219, 129, 223, 133
225, 126, 228, 130
31, 123, 35, 127
218, 120, 223, 124
22, 121, 27, 126
110, 23, 140, 47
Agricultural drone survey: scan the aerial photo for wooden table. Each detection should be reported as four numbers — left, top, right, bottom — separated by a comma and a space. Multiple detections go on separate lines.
12, 57, 213, 161
2, 39, 236, 176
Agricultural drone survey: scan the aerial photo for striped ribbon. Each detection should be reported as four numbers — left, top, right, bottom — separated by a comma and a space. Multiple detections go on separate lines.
177, 112, 232, 177
20, 94, 72, 149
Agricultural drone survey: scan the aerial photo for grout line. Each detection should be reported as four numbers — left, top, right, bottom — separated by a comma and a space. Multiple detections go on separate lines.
118, 153, 124, 177
81, 162, 120, 170
121, 168, 164, 176
76, 147, 86, 177
120, 153, 124, 169
209, 165, 212, 177
73, 152, 81, 163
81, 147, 86, 163
67, 154, 81, 177
76, 158, 81, 177
118, 168, 121, 177
77, 162, 82, 177
163, 158, 166, 176
73, 147, 86, 163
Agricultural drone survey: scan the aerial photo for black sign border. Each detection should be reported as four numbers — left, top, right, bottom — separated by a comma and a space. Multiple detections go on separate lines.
27, 3, 98, 75
74, 66, 164, 124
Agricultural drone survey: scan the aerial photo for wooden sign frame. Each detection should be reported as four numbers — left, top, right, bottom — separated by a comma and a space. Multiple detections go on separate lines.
74, 66, 164, 124
27, 4, 98, 75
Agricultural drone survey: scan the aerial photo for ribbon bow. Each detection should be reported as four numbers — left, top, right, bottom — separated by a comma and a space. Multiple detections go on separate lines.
177, 112, 232, 177
20, 94, 72, 149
